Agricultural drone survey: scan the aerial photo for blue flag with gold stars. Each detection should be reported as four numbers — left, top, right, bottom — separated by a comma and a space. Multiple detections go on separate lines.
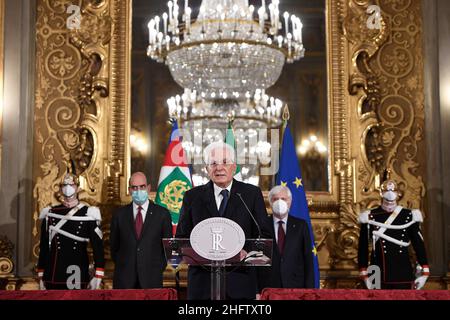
276, 124, 320, 288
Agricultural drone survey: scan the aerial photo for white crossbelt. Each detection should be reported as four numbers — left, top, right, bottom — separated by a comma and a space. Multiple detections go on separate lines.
49, 226, 90, 243
370, 206, 411, 252
373, 205, 403, 243
48, 203, 85, 246
47, 212, 96, 221
372, 230, 411, 247
368, 220, 415, 230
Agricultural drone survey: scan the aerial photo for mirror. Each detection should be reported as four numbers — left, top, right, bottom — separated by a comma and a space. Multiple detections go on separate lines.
131, 0, 328, 192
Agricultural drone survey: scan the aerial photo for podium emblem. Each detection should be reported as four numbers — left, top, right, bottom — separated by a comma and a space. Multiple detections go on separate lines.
190, 218, 245, 261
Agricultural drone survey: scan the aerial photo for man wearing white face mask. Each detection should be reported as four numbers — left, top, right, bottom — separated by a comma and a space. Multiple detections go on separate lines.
257, 185, 314, 289
37, 173, 105, 290
110, 172, 172, 289
358, 179, 429, 289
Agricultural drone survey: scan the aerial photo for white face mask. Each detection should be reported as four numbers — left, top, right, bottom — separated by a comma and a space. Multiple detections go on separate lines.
62, 185, 76, 197
382, 191, 398, 201
272, 199, 289, 217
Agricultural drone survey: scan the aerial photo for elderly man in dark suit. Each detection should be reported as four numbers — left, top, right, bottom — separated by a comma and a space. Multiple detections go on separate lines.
110, 172, 172, 289
258, 185, 314, 289
176, 141, 272, 300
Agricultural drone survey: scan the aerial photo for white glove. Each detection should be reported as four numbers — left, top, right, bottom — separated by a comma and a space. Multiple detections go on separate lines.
414, 264, 429, 290
39, 279, 46, 290
88, 277, 102, 290
414, 275, 428, 290
360, 269, 373, 289
415, 264, 422, 278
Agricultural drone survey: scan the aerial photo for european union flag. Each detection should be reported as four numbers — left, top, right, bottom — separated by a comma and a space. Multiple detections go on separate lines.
276, 124, 320, 288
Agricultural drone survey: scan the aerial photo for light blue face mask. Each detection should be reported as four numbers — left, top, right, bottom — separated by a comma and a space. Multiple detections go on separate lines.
132, 190, 148, 205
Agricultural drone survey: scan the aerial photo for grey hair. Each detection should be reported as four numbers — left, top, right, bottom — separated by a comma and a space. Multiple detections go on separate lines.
268, 185, 292, 205
203, 141, 236, 165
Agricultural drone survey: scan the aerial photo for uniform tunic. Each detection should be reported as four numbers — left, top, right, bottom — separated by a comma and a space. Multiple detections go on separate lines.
37, 204, 105, 289
358, 206, 428, 289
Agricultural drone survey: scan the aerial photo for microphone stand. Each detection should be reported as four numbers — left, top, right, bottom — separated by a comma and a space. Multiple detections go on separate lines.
236, 193, 265, 251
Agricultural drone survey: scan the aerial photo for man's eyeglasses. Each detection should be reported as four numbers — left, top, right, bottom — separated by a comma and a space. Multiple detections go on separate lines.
129, 184, 147, 191
207, 160, 234, 168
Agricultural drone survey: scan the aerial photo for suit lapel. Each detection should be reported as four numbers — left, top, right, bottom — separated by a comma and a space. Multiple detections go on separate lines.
270, 217, 281, 257
126, 203, 137, 241
138, 201, 155, 241
283, 215, 297, 256
203, 179, 239, 218
224, 179, 240, 219
203, 181, 219, 217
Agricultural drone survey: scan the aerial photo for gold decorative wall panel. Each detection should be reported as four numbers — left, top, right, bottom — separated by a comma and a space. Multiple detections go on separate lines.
32, 0, 131, 258
30, 0, 432, 287
348, 0, 426, 212
0, 235, 17, 290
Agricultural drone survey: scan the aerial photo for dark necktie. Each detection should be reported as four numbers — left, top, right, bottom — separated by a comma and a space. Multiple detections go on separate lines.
278, 221, 285, 255
218, 189, 229, 216
135, 206, 143, 238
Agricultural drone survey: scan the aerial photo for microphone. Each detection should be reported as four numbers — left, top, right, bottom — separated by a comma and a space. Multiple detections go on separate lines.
236, 192, 262, 239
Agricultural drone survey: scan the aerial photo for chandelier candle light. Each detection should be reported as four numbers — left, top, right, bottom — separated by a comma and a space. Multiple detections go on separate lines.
147, 0, 304, 98
167, 88, 284, 128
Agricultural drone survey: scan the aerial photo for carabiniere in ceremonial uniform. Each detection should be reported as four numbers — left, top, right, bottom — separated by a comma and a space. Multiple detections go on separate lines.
358, 179, 429, 289
37, 173, 105, 290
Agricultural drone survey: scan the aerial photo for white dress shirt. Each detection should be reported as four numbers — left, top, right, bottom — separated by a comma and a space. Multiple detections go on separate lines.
273, 215, 288, 243
213, 181, 233, 211
133, 199, 150, 222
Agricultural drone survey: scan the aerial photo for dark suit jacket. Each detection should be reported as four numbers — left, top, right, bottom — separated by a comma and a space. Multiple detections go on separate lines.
258, 215, 314, 289
110, 201, 172, 289
176, 179, 272, 299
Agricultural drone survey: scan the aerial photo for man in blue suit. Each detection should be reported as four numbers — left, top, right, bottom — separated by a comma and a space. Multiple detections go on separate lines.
258, 185, 314, 289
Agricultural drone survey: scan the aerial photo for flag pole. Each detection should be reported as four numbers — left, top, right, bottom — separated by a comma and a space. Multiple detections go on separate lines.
273, 104, 290, 188
225, 112, 242, 180
227, 112, 235, 129
281, 104, 290, 135
276, 104, 291, 187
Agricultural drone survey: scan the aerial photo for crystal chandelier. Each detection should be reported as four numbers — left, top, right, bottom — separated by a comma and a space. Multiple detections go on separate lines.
167, 88, 284, 130
147, 0, 305, 98
147, 0, 305, 184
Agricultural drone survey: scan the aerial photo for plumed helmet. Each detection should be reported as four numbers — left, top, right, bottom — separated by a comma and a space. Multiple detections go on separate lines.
61, 172, 79, 186
380, 179, 398, 194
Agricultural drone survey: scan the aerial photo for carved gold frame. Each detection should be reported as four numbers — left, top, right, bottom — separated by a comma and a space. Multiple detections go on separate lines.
33, 0, 427, 286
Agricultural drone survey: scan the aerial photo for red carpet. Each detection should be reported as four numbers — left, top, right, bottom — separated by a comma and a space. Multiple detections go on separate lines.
0, 288, 177, 300
260, 288, 450, 300
2, 288, 449, 300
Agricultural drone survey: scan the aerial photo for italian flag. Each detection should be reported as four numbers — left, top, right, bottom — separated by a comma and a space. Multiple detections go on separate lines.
155, 120, 192, 235
225, 120, 242, 181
